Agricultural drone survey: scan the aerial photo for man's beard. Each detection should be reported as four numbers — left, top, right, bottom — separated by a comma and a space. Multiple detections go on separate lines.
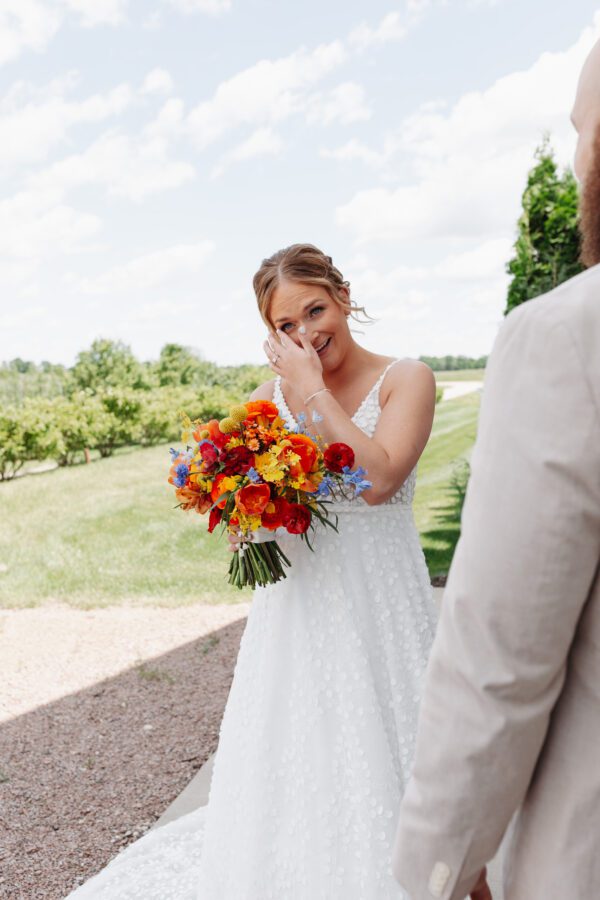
579, 126, 600, 267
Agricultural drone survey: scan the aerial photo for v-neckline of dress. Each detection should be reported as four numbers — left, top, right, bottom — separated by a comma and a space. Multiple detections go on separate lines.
275, 359, 399, 430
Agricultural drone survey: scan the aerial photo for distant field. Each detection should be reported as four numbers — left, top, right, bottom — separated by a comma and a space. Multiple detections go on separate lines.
0, 393, 479, 607
434, 369, 485, 382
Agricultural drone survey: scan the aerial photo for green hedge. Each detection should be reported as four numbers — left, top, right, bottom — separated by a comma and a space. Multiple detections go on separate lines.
0, 384, 257, 480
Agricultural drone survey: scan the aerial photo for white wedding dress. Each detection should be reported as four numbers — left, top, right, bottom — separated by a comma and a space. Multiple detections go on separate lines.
66, 360, 437, 899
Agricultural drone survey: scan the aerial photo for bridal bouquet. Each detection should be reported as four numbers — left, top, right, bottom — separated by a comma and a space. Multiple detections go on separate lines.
168, 400, 371, 589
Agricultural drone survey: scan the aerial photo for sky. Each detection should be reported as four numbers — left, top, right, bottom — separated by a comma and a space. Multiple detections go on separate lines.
1, 0, 600, 368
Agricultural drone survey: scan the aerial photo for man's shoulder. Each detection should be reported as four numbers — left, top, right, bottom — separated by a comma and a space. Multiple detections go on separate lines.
494, 266, 600, 417
507, 265, 600, 335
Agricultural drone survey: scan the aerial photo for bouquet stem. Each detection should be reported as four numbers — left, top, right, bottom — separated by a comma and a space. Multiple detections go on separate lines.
228, 540, 292, 589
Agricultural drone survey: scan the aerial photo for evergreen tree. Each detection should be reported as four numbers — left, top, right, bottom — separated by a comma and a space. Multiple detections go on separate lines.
505, 136, 583, 315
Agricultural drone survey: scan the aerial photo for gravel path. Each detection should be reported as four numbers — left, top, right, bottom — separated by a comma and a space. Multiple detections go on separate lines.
0, 604, 249, 900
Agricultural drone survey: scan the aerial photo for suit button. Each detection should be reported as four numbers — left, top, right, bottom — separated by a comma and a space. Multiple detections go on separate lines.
428, 861, 451, 897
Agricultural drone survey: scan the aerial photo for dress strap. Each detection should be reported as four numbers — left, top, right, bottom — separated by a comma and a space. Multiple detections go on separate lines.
273, 375, 296, 429
372, 359, 400, 393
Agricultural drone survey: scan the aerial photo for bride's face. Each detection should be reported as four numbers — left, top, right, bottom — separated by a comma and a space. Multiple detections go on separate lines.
268, 279, 351, 368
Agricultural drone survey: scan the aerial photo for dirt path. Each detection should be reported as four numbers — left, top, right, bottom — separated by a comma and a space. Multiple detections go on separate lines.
438, 380, 482, 401
0, 603, 249, 899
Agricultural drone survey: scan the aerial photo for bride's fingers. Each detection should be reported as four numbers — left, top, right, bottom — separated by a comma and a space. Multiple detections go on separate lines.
275, 328, 295, 349
263, 340, 282, 365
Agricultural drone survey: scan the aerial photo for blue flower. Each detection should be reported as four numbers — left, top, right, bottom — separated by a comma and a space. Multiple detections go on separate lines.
341, 465, 372, 496
247, 467, 261, 483
174, 462, 190, 488
316, 475, 336, 497
169, 447, 179, 460
311, 410, 323, 424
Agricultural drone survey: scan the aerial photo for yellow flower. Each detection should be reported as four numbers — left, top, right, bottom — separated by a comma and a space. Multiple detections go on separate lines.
219, 416, 237, 434
229, 405, 248, 424
233, 512, 262, 535
254, 446, 288, 483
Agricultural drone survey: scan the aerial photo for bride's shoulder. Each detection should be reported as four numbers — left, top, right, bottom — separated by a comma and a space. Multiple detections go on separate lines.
382, 358, 436, 404
249, 379, 277, 402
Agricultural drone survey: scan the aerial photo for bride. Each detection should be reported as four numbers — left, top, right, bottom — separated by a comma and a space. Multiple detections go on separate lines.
66, 243, 438, 899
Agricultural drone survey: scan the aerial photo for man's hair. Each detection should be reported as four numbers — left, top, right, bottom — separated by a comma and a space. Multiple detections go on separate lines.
579, 124, 600, 267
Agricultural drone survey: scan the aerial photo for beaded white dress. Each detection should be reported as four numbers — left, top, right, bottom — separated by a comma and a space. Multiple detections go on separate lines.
66, 359, 437, 900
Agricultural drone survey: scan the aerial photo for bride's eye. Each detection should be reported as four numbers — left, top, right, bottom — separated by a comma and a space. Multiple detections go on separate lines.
310, 306, 324, 317
281, 323, 294, 332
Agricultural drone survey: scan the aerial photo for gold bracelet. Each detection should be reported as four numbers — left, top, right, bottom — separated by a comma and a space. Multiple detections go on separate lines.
304, 387, 331, 405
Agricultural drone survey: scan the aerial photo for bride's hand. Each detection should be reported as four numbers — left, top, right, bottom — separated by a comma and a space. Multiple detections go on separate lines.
263, 328, 325, 398
227, 530, 251, 553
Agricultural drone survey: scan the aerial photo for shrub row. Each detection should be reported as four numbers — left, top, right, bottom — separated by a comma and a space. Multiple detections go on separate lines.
0, 385, 236, 480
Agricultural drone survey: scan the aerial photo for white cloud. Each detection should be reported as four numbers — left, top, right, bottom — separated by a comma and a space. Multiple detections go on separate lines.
434, 238, 513, 281
348, 12, 408, 51
0, 187, 101, 262
29, 129, 195, 201
319, 138, 390, 167
186, 40, 346, 148
0, 80, 133, 171
0, 0, 61, 66
60, 0, 129, 27
166, 0, 231, 14
0, 304, 47, 329
305, 82, 371, 126
0, 0, 129, 68
141, 68, 174, 96
211, 126, 283, 178
77, 241, 215, 293
337, 15, 600, 244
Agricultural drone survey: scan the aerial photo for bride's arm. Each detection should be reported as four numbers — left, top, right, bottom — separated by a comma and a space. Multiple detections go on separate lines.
301, 359, 436, 505
242, 366, 435, 506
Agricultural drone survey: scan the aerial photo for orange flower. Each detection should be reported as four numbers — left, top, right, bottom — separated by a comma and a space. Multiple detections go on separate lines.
235, 483, 271, 516
244, 400, 281, 428
211, 473, 239, 509
175, 483, 212, 514
286, 433, 319, 472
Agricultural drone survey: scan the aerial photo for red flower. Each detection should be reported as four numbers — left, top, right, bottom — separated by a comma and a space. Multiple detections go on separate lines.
219, 445, 254, 475
208, 506, 223, 533
198, 440, 219, 473
205, 419, 229, 450
324, 442, 355, 473
235, 483, 271, 516
282, 502, 311, 534
261, 497, 290, 531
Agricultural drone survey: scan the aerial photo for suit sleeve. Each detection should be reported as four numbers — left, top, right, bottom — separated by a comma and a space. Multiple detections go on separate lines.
392, 306, 600, 900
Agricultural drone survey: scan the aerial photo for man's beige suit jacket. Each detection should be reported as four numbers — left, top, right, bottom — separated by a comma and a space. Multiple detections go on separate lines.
393, 265, 600, 899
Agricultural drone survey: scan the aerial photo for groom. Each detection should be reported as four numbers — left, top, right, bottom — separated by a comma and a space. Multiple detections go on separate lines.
393, 39, 600, 900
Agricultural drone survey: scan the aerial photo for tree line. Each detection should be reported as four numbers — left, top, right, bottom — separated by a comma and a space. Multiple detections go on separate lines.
0, 137, 583, 482
0, 341, 270, 480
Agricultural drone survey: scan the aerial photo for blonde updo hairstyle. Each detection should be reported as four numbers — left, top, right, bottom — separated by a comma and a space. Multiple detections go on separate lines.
253, 243, 372, 330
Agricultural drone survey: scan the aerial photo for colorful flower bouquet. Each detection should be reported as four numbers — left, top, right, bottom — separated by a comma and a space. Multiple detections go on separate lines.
168, 400, 371, 589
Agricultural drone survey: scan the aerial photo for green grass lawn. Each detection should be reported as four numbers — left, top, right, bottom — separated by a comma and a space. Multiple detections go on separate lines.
414, 391, 480, 577
0, 393, 479, 607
